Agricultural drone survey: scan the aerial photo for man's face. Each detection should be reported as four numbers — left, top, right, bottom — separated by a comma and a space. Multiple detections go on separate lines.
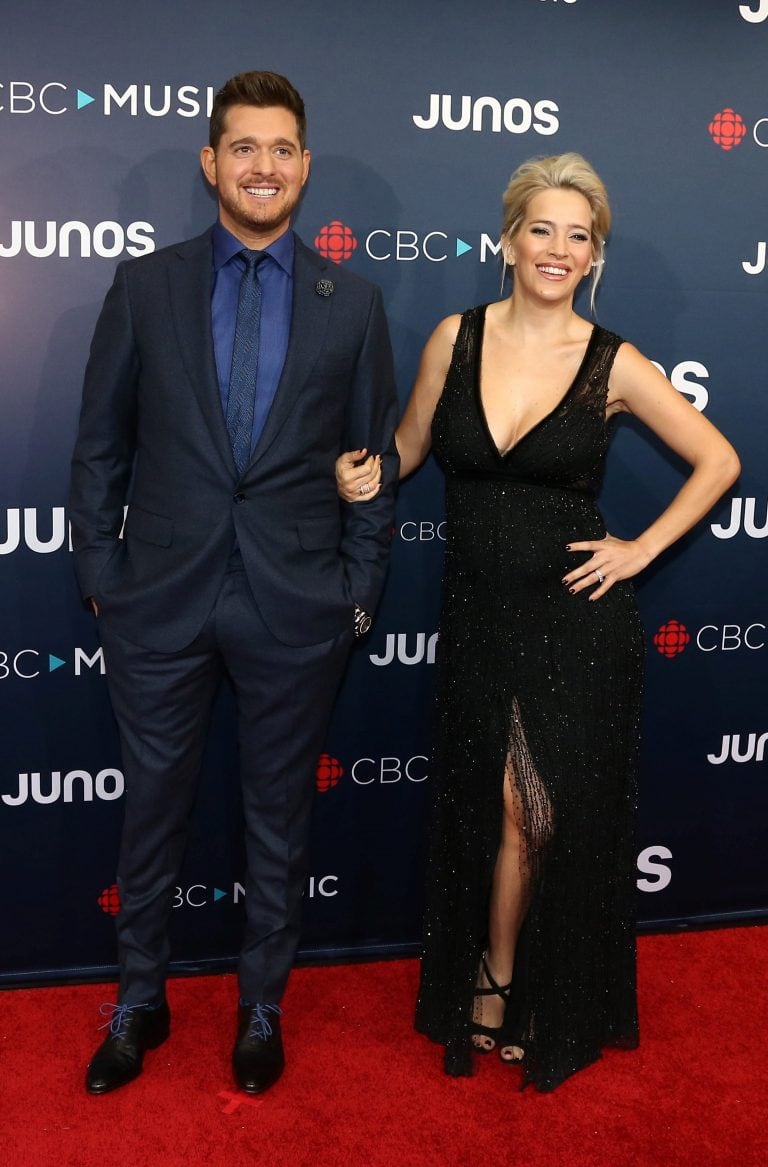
200, 104, 310, 247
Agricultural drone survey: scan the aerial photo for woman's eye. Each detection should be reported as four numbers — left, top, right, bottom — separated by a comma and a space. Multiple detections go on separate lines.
571, 233, 589, 243
531, 226, 549, 236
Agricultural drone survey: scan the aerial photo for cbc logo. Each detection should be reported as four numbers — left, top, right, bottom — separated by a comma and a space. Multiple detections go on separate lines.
314, 221, 357, 264
707, 733, 767, 765
708, 105, 768, 150
365, 230, 500, 264
315, 220, 504, 265
696, 625, 766, 652
398, 521, 447, 542
317, 752, 429, 786
0, 81, 215, 118
0, 647, 105, 679
413, 93, 559, 135
739, 0, 768, 22
0, 220, 155, 259
708, 108, 747, 151
369, 633, 438, 667
169, 875, 338, 909
2, 768, 124, 807
653, 620, 766, 657
711, 498, 768, 539
351, 756, 429, 784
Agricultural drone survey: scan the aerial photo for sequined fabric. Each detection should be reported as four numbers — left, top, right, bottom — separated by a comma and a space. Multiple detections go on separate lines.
415, 305, 645, 1092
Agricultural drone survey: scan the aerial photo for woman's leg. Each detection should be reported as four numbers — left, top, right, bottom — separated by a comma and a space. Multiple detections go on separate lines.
472, 763, 529, 1056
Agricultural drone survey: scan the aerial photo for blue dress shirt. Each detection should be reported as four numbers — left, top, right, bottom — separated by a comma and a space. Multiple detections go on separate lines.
211, 222, 293, 461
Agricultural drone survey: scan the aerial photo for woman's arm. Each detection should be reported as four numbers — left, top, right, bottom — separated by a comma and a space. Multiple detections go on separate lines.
395, 313, 459, 476
564, 342, 741, 599
336, 314, 460, 501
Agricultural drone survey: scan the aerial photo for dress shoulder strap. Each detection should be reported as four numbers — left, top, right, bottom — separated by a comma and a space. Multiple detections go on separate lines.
576, 324, 625, 409
445, 304, 486, 381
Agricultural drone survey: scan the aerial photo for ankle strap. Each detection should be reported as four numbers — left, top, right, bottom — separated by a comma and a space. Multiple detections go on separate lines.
481, 953, 512, 998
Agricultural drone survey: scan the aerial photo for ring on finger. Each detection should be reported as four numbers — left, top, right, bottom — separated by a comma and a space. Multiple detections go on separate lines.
359, 483, 371, 495
594, 569, 604, 584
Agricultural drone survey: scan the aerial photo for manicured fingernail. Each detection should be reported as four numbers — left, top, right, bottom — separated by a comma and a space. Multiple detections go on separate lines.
565, 545, 572, 551
568, 587, 576, 594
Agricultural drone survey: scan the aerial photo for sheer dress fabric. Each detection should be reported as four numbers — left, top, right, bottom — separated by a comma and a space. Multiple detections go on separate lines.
415, 305, 645, 1092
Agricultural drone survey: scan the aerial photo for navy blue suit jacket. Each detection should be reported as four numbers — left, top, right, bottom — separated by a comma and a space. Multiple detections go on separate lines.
69, 229, 399, 650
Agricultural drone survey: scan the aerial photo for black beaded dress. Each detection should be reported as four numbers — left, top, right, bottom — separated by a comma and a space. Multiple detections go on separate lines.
415, 305, 645, 1092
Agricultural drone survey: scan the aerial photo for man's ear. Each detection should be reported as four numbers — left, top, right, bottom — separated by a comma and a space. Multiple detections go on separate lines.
200, 145, 217, 187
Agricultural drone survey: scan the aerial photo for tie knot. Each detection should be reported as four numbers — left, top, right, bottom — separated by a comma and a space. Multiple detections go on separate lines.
241, 248, 266, 272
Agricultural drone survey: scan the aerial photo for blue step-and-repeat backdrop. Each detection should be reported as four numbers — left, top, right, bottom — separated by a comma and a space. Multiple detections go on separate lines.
1, 0, 765, 986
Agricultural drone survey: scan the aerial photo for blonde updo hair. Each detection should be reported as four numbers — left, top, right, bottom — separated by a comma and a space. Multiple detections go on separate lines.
501, 153, 611, 313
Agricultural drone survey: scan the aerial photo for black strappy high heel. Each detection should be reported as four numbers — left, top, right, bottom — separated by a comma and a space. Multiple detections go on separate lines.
471, 952, 512, 1053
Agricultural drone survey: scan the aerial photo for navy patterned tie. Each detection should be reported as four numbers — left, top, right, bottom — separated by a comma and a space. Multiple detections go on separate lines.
226, 249, 266, 476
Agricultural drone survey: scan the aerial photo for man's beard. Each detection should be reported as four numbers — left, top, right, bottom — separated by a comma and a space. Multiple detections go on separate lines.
219, 187, 300, 238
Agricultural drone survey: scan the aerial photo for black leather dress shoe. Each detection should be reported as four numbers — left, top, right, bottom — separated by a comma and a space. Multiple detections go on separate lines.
232, 1003, 284, 1094
85, 1000, 170, 1095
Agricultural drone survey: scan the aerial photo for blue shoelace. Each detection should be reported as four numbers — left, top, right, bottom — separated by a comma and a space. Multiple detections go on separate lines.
97, 1002, 152, 1036
245, 1002, 282, 1040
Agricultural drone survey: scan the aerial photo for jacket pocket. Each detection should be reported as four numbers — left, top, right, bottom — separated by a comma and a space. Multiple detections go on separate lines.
124, 505, 174, 547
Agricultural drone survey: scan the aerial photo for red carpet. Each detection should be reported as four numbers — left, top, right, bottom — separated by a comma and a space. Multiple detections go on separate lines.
1, 928, 766, 1167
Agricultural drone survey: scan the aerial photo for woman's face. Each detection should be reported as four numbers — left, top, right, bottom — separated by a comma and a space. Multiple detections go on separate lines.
506, 187, 594, 304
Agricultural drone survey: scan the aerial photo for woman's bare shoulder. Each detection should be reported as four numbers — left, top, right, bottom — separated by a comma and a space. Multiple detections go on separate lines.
431, 312, 463, 346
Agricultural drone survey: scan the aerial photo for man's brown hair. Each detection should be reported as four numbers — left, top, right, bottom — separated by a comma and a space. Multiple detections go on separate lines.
209, 71, 307, 151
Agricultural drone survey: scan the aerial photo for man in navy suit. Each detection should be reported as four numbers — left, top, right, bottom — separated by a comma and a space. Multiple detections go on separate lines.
69, 71, 398, 1096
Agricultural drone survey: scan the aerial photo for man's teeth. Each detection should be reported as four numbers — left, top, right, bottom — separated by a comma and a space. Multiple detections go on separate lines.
246, 187, 278, 197
538, 265, 568, 276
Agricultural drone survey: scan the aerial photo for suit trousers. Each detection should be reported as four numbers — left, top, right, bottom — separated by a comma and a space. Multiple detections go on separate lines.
98, 561, 353, 1006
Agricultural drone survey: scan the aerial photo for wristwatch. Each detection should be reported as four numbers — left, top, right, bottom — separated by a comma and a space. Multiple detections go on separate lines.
354, 603, 372, 638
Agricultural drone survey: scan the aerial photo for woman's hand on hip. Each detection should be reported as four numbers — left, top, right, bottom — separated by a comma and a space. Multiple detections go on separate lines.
563, 534, 652, 600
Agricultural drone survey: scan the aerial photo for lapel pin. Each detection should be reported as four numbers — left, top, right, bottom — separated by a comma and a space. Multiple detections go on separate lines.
315, 278, 334, 297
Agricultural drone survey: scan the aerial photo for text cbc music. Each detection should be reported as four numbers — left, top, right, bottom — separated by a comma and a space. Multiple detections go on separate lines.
0, 82, 215, 117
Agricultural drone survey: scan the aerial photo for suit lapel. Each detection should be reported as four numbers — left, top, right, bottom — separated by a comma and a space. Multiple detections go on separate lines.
248, 238, 332, 467
169, 229, 238, 475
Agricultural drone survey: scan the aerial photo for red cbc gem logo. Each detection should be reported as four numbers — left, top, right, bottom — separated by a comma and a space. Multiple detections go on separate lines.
708, 108, 747, 151
316, 753, 343, 792
97, 883, 121, 916
653, 620, 691, 658
314, 221, 358, 264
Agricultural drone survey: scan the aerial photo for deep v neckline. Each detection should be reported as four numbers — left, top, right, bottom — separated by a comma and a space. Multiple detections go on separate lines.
474, 305, 599, 459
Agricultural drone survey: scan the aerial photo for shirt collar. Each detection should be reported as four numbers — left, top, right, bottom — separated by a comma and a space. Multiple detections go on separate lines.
212, 221, 295, 276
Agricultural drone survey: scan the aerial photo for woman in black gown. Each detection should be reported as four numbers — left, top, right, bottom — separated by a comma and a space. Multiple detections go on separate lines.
337, 154, 739, 1090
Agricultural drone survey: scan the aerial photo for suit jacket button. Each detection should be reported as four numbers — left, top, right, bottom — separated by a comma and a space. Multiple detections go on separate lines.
233, 492, 246, 504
